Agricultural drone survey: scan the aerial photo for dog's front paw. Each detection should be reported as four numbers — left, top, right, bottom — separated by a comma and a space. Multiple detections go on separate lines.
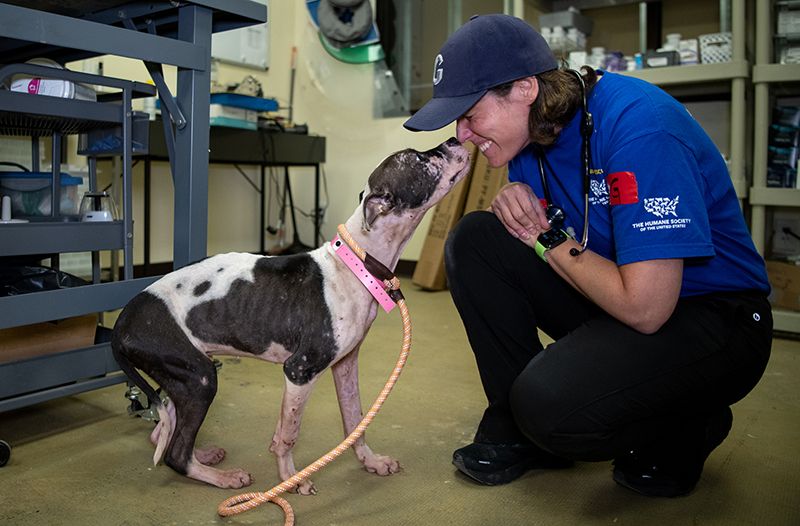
362, 454, 401, 476
294, 478, 317, 496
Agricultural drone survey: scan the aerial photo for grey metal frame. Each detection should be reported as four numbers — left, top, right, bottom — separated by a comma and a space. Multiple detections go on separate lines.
0, 0, 265, 414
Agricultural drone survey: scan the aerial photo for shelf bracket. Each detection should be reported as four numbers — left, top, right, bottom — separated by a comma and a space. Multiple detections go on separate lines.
119, 17, 187, 131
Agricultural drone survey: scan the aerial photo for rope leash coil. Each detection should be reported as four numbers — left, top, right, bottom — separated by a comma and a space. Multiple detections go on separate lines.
218, 224, 411, 524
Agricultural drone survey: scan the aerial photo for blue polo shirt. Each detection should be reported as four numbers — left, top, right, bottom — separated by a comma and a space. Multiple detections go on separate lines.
509, 71, 769, 296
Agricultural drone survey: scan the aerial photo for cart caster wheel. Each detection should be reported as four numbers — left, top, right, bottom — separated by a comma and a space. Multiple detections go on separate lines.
0, 440, 10, 467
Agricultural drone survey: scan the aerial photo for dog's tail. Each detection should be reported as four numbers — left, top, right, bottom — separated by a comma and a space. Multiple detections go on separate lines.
111, 332, 170, 465
118, 356, 171, 466
152, 403, 172, 466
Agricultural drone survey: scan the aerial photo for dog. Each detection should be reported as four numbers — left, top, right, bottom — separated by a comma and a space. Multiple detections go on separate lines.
111, 137, 470, 494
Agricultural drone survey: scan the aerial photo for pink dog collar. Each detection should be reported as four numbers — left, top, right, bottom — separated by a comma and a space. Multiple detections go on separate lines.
332, 235, 396, 313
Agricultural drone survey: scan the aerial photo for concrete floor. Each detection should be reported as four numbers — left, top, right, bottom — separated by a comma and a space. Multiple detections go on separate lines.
1, 286, 798, 525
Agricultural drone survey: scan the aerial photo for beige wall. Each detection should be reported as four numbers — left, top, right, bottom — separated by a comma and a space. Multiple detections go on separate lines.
80, 0, 454, 266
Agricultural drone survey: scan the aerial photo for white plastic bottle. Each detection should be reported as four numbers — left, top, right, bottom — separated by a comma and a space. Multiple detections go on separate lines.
590, 47, 606, 69
551, 26, 565, 53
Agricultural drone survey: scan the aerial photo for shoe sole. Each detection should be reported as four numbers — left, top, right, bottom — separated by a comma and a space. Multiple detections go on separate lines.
612, 467, 695, 497
613, 407, 734, 498
452, 454, 573, 486
452, 456, 538, 486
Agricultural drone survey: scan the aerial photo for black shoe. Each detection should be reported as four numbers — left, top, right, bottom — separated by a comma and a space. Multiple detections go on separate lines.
612, 407, 733, 497
452, 442, 573, 485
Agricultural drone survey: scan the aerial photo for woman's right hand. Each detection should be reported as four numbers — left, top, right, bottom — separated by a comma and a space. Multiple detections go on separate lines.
490, 182, 551, 243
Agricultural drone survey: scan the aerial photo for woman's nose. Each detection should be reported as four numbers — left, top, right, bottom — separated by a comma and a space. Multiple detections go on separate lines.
456, 118, 472, 143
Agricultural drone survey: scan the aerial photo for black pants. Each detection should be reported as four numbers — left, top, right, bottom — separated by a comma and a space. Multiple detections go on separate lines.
444, 211, 773, 461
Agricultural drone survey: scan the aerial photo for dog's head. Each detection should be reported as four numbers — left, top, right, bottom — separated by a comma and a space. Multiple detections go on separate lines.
360, 137, 471, 231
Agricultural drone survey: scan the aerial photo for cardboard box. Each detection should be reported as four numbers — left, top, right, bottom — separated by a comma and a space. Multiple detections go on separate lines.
0, 314, 97, 364
463, 151, 508, 214
412, 147, 509, 291
412, 144, 477, 290
766, 260, 800, 312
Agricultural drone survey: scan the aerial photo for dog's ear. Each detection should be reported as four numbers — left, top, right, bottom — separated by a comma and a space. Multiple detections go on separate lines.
362, 193, 395, 231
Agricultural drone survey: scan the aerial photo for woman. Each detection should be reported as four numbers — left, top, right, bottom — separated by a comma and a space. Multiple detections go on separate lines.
404, 14, 772, 497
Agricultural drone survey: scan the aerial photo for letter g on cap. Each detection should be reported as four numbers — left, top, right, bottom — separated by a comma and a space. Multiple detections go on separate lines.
432, 54, 444, 85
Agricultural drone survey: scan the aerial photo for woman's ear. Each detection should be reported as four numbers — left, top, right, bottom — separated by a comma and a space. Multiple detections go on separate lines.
515, 76, 539, 105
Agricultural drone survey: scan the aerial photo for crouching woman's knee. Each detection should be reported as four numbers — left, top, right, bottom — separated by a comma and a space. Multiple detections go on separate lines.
509, 373, 611, 461
509, 375, 564, 453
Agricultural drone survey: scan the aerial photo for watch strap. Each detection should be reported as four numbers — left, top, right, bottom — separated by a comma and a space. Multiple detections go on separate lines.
535, 229, 570, 262
535, 239, 548, 261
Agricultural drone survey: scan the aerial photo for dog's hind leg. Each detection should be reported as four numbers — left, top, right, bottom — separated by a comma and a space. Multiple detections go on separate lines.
270, 377, 318, 495
332, 345, 400, 476
114, 293, 251, 488
157, 352, 253, 488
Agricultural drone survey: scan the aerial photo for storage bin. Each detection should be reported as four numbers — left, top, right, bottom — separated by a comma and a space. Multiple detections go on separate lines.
77, 111, 149, 156
209, 103, 258, 129
777, 2, 800, 35
644, 50, 680, 68
0, 171, 83, 216
699, 32, 732, 63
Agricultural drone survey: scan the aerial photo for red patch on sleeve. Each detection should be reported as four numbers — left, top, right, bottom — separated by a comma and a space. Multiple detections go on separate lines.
606, 171, 639, 205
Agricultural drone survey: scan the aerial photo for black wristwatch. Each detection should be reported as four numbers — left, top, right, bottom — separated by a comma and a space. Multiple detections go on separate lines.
535, 228, 570, 261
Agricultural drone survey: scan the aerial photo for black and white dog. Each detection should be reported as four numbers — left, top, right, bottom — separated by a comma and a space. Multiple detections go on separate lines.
111, 138, 470, 494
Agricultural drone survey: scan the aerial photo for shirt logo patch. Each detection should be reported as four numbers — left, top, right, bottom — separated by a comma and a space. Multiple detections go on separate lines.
644, 196, 680, 218
590, 179, 609, 205
606, 171, 638, 205
631, 196, 690, 232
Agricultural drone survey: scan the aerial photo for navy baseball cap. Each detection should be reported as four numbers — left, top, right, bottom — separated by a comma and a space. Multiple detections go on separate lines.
404, 14, 557, 132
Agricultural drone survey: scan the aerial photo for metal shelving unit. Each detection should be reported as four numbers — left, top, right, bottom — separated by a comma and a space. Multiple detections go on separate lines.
0, 1, 265, 414
751, 0, 800, 334
619, 0, 750, 201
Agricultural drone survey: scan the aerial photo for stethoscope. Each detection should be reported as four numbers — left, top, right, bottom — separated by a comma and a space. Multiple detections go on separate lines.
537, 69, 593, 257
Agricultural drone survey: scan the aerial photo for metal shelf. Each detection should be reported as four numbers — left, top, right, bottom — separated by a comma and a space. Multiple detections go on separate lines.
0, 1, 262, 67
750, 0, 800, 335
0, 221, 126, 256
749, 187, 800, 208
752, 63, 800, 84
620, 61, 750, 86
0, 94, 120, 136
0, 277, 159, 329
774, 308, 800, 334
0, 0, 266, 417
0, 343, 125, 412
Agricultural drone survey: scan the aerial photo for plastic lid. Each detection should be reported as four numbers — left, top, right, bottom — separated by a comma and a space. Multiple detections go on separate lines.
0, 171, 83, 185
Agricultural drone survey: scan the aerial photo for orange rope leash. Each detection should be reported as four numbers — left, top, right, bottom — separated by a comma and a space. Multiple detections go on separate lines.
217, 225, 412, 524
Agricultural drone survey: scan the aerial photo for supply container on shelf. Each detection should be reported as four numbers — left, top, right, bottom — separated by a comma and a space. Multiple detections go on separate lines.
10, 77, 97, 101
77, 111, 149, 156
7, 58, 97, 102
79, 191, 119, 222
0, 171, 83, 216
699, 32, 733, 63
776, 0, 800, 36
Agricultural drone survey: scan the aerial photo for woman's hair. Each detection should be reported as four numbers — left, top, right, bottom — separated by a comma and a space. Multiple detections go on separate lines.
489, 65, 598, 146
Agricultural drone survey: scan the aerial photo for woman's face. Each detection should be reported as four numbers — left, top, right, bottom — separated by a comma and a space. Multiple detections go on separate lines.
455, 77, 538, 168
